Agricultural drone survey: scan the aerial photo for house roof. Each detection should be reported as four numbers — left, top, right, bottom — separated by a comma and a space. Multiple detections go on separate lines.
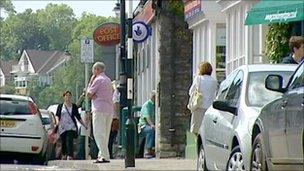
0, 60, 18, 76
25, 50, 69, 74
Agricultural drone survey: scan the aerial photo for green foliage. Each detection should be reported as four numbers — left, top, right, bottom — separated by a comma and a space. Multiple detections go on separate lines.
36, 4, 77, 51
0, 0, 15, 14
265, 23, 292, 63
168, 0, 184, 17
0, 4, 76, 60
0, 81, 15, 94
0, 9, 50, 60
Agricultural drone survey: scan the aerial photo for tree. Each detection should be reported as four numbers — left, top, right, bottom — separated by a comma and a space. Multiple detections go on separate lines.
36, 4, 77, 51
0, 81, 15, 94
0, 9, 50, 61
0, 0, 15, 15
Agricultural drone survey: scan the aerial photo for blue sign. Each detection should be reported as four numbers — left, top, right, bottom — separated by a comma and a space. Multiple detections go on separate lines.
133, 21, 149, 43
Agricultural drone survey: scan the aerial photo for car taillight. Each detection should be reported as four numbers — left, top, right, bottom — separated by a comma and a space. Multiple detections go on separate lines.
29, 102, 38, 115
31, 146, 39, 151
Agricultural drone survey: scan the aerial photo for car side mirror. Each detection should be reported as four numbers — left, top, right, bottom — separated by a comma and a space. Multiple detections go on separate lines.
213, 100, 237, 115
265, 75, 285, 93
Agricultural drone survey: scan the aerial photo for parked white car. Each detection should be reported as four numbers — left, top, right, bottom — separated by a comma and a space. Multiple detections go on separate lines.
47, 104, 59, 116
196, 64, 297, 171
40, 109, 57, 160
0, 94, 48, 164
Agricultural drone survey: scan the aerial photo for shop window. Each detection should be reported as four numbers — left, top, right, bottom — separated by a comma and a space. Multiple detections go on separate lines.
216, 24, 226, 83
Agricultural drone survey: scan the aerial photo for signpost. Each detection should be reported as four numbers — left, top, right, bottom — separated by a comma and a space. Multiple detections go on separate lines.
132, 21, 149, 43
80, 37, 94, 159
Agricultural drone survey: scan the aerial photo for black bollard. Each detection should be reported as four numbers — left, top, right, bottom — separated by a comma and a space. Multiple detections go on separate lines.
125, 112, 136, 167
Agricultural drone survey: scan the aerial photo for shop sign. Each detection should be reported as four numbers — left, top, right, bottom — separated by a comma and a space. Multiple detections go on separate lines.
133, 21, 149, 43
93, 22, 120, 46
184, 0, 202, 21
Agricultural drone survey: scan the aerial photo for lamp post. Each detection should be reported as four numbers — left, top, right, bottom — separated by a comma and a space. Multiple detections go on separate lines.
114, 0, 135, 167
125, 0, 135, 167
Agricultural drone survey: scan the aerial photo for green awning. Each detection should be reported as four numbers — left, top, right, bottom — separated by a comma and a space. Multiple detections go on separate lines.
245, 0, 304, 25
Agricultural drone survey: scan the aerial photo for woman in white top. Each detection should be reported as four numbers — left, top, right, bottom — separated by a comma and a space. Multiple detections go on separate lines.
189, 62, 218, 134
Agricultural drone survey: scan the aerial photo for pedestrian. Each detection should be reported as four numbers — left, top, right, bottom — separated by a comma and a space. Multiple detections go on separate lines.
87, 62, 114, 163
188, 62, 218, 134
55, 90, 87, 160
138, 91, 156, 158
108, 81, 120, 159
282, 36, 304, 64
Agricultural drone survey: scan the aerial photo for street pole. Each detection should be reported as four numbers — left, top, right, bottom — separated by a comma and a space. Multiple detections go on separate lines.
120, 0, 126, 77
125, 0, 135, 168
84, 63, 90, 159
119, 0, 127, 151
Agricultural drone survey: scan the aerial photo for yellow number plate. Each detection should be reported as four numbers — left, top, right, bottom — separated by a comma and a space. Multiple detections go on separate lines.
0, 120, 16, 128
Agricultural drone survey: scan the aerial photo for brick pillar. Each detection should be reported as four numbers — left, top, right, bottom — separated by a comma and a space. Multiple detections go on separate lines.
155, 1, 193, 158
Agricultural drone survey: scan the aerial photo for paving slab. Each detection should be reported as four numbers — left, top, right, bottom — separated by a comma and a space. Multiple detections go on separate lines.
48, 158, 196, 170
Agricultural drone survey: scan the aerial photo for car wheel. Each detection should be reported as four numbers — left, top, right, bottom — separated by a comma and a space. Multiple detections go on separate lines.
227, 146, 245, 171
197, 144, 208, 171
250, 133, 267, 171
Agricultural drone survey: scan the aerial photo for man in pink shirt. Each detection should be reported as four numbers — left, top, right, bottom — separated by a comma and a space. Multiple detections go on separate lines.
87, 62, 114, 163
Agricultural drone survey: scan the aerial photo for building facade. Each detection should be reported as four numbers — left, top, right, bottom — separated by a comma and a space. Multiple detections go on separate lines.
0, 60, 17, 87
185, 0, 226, 82
217, 0, 267, 74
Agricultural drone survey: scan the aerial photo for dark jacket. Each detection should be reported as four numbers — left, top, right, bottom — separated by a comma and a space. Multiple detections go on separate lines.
282, 54, 298, 64
56, 103, 81, 131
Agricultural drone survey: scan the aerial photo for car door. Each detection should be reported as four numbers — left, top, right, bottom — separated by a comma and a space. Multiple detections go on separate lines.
267, 94, 289, 163
284, 63, 304, 166
215, 70, 244, 169
203, 70, 238, 168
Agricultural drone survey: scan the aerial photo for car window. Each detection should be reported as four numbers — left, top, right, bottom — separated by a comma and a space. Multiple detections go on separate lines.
247, 71, 293, 107
217, 70, 238, 100
0, 98, 32, 115
225, 71, 244, 106
42, 116, 52, 125
288, 63, 304, 90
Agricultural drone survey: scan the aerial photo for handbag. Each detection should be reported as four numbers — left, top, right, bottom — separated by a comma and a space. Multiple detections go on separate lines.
49, 127, 59, 144
187, 77, 203, 111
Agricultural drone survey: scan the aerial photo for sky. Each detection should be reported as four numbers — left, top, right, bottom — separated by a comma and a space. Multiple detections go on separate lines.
1, 0, 139, 18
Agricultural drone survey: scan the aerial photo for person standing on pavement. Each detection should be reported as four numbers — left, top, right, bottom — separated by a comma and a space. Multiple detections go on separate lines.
138, 91, 156, 158
55, 91, 87, 160
108, 81, 120, 159
282, 36, 304, 64
188, 62, 218, 134
87, 62, 114, 163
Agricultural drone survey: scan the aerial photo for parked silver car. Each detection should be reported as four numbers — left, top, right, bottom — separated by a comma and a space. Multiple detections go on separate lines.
197, 64, 297, 171
251, 61, 303, 171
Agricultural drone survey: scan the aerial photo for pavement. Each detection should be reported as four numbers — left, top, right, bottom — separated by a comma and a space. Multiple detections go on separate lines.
47, 158, 197, 171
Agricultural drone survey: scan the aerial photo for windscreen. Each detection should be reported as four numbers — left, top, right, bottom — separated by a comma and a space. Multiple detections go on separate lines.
0, 98, 32, 115
247, 71, 293, 107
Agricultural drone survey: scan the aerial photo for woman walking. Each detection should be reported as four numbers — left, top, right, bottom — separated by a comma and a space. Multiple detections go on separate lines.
55, 91, 87, 160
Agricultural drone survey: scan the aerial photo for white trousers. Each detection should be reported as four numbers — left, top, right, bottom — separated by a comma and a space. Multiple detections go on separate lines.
190, 108, 207, 134
92, 111, 113, 160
